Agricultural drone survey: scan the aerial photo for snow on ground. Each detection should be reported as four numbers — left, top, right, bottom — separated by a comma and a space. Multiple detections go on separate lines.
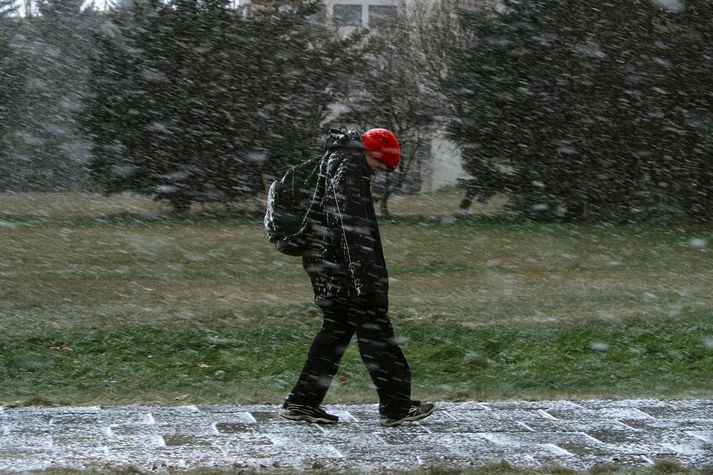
0, 399, 711, 473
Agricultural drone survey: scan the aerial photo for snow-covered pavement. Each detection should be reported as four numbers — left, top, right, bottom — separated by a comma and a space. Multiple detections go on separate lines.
1, 399, 711, 473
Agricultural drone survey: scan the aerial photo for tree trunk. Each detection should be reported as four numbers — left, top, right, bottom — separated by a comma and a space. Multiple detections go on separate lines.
380, 189, 391, 218
170, 196, 191, 214
458, 188, 477, 212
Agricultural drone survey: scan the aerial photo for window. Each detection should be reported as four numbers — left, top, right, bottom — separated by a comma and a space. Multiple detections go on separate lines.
334, 4, 362, 27
368, 5, 397, 28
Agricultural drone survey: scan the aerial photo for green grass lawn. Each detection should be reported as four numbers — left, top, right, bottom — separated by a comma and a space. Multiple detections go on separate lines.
1, 193, 712, 406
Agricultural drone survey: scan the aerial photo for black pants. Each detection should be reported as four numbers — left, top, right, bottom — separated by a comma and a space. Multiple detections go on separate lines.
285, 297, 412, 418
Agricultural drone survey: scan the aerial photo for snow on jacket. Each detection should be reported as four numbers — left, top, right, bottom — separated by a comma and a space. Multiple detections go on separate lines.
302, 130, 389, 306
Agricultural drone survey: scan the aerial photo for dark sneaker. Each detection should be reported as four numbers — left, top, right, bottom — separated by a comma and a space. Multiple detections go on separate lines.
379, 401, 435, 427
279, 403, 339, 424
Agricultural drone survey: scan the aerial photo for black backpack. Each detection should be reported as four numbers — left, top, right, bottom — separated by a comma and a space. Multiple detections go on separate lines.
264, 129, 357, 256
264, 154, 327, 256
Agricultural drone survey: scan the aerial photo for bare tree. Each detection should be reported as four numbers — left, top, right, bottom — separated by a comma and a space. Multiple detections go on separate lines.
334, 8, 457, 217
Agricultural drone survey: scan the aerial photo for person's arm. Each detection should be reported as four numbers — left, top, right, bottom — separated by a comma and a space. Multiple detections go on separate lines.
328, 155, 380, 298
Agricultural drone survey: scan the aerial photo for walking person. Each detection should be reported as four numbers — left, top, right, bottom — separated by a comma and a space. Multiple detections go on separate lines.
279, 128, 435, 427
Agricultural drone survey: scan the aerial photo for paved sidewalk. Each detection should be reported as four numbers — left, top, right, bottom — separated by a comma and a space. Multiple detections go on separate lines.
1, 399, 711, 473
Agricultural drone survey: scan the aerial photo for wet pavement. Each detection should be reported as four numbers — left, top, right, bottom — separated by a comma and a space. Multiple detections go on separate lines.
1, 399, 711, 473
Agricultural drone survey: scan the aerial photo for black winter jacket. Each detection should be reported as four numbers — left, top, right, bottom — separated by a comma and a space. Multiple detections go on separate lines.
302, 131, 389, 306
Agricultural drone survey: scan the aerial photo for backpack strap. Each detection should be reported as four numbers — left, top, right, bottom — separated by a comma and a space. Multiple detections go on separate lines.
299, 151, 330, 231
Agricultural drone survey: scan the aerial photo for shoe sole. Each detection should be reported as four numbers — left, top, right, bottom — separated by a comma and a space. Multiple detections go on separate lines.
279, 409, 338, 424
379, 406, 435, 427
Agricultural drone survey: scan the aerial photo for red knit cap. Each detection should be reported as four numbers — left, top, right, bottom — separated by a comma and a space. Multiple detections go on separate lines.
361, 128, 400, 171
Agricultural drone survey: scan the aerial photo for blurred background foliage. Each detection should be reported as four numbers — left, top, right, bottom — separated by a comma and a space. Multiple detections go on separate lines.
447, 0, 713, 224
1, 0, 712, 221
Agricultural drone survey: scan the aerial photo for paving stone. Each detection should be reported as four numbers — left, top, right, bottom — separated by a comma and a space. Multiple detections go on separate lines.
4, 406, 101, 414
483, 400, 585, 411
3, 422, 109, 438
104, 434, 167, 451
399, 432, 566, 463
215, 421, 324, 435
338, 408, 384, 422
108, 422, 207, 437
586, 427, 710, 456
523, 418, 634, 433
219, 441, 344, 461
2, 412, 53, 426
319, 421, 432, 435
437, 401, 492, 411
0, 449, 56, 473
116, 404, 201, 414
543, 407, 657, 422
126, 446, 226, 471
429, 409, 559, 432
305, 446, 425, 472
425, 420, 533, 433
198, 404, 275, 414
52, 435, 113, 449
334, 407, 456, 427
469, 453, 541, 468
273, 429, 384, 448
211, 433, 276, 453
378, 431, 467, 446
0, 434, 53, 450
49, 410, 154, 426
245, 411, 280, 422
323, 410, 360, 422
90, 446, 201, 471
159, 411, 257, 427
664, 400, 713, 410
535, 453, 656, 470
479, 431, 612, 457
637, 405, 713, 421
686, 430, 713, 443
621, 417, 713, 432
575, 399, 670, 410
667, 454, 713, 469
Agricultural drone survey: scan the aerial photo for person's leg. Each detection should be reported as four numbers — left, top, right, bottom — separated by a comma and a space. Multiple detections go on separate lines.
284, 299, 354, 407
351, 300, 412, 418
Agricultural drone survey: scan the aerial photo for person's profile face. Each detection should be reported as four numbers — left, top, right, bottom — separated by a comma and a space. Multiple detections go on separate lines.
365, 152, 391, 176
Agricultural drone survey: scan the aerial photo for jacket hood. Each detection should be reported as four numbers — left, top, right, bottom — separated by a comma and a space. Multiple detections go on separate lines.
325, 129, 363, 153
